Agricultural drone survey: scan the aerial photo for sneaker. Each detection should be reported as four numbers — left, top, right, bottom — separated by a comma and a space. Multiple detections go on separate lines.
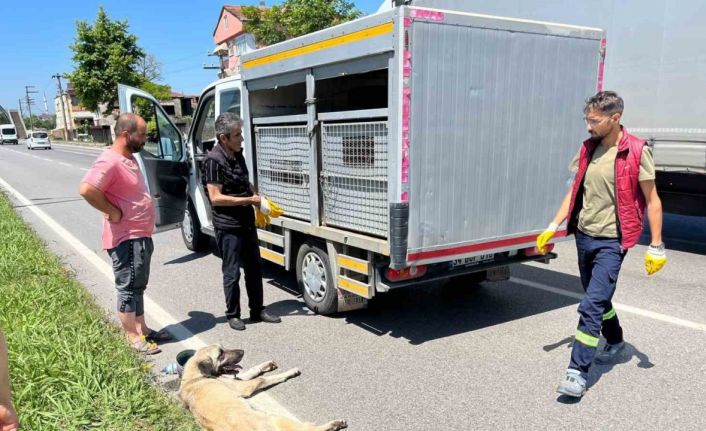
595, 341, 625, 365
557, 369, 586, 398
250, 310, 281, 323
228, 317, 246, 331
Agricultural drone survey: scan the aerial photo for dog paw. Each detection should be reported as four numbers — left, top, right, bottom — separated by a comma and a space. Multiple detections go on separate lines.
329, 419, 348, 430
287, 368, 301, 378
262, 361, 278, 372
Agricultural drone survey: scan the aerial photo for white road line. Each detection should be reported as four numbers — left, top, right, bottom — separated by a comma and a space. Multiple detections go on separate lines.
1, 147, 90, 172
0, 175, 298, 420
53, 144, 103, 152
53, 148, 104, 157
510, 277, 706, 332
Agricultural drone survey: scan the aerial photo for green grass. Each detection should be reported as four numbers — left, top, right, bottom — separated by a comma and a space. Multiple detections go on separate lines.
0, 192, 198, 430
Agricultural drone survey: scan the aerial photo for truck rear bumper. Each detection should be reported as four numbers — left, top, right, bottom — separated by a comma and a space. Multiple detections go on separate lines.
376, 252, 557, 291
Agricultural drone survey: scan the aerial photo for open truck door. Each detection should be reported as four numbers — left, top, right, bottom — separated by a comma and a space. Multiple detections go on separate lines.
118, 84, 188, 232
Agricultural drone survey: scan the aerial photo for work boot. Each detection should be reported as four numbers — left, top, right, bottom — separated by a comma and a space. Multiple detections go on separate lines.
250, 309, 281, 323
557, 369, 586, 398
228, 317, 246, 331
595, 341, 625, 365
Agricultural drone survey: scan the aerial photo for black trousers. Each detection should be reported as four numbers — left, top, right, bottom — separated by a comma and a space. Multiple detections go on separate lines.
214, 227, 264, 319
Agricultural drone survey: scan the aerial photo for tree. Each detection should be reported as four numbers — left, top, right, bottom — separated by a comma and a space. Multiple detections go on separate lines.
67, 7, 145, 112
242, 0, 361, 46
137, 53, 163, 82
139, 80, 172, 102
22, 115, 55, 131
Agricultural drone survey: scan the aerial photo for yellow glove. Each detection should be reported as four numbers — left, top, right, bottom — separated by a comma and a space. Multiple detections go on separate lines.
260, 197, 284, 218
255, 208, 271, 229
535, 223, 558, 255
645, 244, 666, 276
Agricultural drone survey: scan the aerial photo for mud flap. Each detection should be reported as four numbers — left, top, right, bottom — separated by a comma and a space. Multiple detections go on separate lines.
337, 289, 368, 312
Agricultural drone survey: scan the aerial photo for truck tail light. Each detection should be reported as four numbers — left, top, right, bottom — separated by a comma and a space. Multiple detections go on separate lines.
386, 265, 427, 282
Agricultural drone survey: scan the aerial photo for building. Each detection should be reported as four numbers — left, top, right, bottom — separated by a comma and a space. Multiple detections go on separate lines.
212, 3, 266, 77
53, 84, 103, 139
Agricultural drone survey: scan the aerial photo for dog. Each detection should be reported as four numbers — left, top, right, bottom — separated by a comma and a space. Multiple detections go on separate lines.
178, 345, 348, 431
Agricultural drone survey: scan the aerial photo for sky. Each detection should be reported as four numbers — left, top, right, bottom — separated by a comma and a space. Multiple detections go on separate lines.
0, 0, 385, 115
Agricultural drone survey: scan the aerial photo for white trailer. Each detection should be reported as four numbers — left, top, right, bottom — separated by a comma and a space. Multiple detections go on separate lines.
380, 0, 706, 215
119, 2, 604, 314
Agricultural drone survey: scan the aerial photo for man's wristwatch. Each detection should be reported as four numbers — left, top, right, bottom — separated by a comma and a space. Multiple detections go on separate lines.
649, 242, 665, 251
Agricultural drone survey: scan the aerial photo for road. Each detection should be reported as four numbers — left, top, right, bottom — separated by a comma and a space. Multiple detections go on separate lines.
1, 142, 705, 430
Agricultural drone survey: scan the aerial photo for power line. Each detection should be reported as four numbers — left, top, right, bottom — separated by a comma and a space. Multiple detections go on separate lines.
52, 74, 70, 140
24, 86, 38, 131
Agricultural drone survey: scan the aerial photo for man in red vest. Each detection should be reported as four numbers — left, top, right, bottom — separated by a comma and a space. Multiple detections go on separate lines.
536, 91, 666, 398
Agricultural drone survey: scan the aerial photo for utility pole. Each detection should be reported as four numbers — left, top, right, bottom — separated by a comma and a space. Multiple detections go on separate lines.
18, 98, 24, 118
24, 85, 38, 131
43, 91, 49, 114
52, 74, 70, 140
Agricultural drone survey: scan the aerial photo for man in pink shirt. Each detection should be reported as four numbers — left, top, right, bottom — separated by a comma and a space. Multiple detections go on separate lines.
79, 113, 172, 355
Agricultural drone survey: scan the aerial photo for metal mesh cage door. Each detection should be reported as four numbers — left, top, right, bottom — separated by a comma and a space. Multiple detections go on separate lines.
255, 125, 311, 220
321, 121, 389, 237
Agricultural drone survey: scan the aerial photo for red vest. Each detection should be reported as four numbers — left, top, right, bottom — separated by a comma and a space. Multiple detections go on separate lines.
567, 127, 647, 249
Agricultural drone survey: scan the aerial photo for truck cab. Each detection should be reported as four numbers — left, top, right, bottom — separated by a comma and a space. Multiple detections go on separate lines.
118, 77, 242, 244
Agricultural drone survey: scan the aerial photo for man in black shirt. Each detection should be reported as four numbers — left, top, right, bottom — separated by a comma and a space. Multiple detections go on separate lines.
202, 112, 281, 330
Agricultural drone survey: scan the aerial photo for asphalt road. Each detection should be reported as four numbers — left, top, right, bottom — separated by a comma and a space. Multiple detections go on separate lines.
1, 142, 705, 430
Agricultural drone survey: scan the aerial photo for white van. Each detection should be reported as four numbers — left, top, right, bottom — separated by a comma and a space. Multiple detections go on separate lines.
0, 124, 18, 145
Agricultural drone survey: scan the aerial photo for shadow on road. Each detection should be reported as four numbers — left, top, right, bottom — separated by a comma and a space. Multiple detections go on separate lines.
262, 262, 587, 345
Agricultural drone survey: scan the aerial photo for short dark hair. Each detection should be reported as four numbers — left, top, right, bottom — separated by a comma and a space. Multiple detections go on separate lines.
584, 91, 624, 115
115, 113, 141, 135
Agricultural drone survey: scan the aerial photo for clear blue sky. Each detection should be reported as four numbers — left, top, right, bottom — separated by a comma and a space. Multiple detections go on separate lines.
0, 0, 384, 115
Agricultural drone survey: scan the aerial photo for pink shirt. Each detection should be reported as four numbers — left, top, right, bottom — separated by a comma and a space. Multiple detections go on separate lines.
81, 149, 155, 249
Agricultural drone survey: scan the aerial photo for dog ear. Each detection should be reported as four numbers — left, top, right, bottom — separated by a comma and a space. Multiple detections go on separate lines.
197, 358, 217, 377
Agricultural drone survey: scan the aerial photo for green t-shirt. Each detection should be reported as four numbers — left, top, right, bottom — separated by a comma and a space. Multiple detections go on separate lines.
569, 145, 655, 238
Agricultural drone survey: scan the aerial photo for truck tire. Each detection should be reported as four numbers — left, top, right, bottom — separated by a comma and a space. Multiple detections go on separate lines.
181, 201, 209, 252
296, 241, 337, 315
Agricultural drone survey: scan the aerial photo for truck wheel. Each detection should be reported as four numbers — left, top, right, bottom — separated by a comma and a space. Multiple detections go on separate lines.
181, 201, 209, 252
296, 241, 337, 315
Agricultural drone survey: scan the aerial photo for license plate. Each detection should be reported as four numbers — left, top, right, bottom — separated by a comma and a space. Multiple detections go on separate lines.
451, 253, 494, 268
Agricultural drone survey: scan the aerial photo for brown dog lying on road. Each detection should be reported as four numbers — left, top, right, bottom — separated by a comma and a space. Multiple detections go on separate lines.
179, 345, 348, 431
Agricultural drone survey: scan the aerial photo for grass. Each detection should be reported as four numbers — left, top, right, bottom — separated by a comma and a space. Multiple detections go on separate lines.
0, 192, 199, 430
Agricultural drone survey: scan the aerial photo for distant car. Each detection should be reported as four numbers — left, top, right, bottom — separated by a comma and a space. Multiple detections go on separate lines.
26, 131, 51, 150
0, 124, 18, 145
77, 133, 93, 143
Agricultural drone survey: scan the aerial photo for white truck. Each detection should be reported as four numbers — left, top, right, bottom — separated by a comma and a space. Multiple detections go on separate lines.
119, 1, 604, 314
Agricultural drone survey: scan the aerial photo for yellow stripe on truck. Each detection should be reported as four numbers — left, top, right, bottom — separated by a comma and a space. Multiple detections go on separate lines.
336, 256, 369, 275
338, 276, 369, 297
243, 22, 394, 69
260, 247, 284, 266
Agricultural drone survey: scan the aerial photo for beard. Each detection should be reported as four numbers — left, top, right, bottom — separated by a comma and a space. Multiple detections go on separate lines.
126, 135, 145, 153
588, 135, 603, 144
588, 129, 607, 143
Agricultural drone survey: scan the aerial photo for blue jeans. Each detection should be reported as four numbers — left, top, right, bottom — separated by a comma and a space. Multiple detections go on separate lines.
569, 231, 626, 379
